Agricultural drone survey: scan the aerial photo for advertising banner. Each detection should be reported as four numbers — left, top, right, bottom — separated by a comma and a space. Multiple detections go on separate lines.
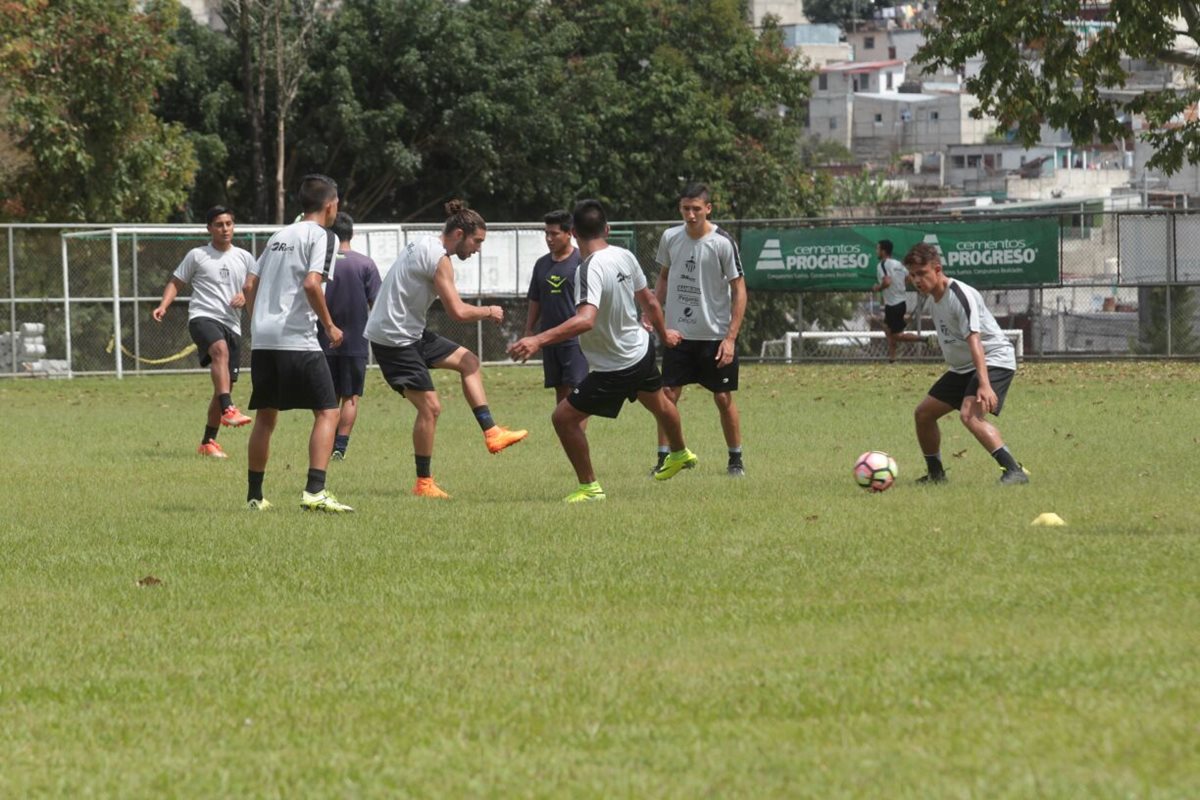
741, 218, 1060, 290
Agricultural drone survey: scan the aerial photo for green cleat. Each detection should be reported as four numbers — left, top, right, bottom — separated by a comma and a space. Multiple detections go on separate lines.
247, 498, 273, 511
300, 490, 355, 513
564, 483, 606, 503
653, 448, 699, 481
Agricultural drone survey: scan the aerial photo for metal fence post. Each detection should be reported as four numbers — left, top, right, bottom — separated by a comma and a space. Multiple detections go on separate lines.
7, 228, 15, 375
60, 233, 73, 378
132, 231, 141, 373
111, 229, 123, 379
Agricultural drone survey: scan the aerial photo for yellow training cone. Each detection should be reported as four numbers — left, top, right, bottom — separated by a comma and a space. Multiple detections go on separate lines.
1031, 512, 1066, 527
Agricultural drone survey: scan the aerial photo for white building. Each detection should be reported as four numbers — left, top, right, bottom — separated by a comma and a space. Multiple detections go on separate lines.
852, 92, 993, 161
750, 0, 807, 27
782, 24, 852, 68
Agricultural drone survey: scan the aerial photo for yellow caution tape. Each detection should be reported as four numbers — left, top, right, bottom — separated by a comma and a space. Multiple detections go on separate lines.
105, 337, 197, 365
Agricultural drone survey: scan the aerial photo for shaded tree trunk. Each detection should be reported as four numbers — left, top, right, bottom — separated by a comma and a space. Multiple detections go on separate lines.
238, 0, 267, 222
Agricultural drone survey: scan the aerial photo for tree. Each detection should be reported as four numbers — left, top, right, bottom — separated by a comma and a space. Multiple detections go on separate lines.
0, 0, 196, 221
919, 0, 1200, 175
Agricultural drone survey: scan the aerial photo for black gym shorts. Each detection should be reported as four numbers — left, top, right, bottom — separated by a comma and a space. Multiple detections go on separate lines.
661, 338, 738, 393
567, 342, 662, 419
248, 349, 337, 411
372, 330, 462, 395
188, 317, 240, 383
928, 366, 1015, 415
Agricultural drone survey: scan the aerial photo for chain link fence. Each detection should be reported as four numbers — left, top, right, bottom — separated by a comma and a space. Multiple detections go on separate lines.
2, 210, 1197, 378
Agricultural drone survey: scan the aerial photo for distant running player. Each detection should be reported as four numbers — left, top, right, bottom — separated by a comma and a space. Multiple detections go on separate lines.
872, 239, 911, 363
242, 174, 354, 512
650, 183, 746, 476
508, 198, 697, 503
319, 212, 382, 461
365, 200, 527, 499
152, 205, 256, 458
524, 209, 587, 406
903, 242, 1029, 485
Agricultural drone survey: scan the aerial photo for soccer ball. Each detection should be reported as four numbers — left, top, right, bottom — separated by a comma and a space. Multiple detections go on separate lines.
854, 450, 898, 492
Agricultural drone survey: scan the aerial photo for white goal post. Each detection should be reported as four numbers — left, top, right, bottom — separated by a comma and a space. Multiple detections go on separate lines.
760, 329, 1025, 362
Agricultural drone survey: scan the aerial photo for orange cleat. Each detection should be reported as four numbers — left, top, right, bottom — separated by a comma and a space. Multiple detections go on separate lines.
198, 440, 228, 458
412, 477, 451, 499
484, 425, 528, 454
221, 405, 252, 427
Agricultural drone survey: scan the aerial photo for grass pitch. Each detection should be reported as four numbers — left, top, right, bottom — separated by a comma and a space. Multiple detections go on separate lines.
1, 362, 1198, 797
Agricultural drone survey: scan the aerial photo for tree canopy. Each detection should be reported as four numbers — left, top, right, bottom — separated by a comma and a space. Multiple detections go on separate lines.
158, 0, 827, 223
0, 0, 196, 222
919, 0, 1200, 174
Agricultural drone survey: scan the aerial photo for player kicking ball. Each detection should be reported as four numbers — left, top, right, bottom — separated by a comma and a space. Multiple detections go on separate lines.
508, 198, 698, 502
152, 206, 256, 458
365, 200, 527, 500
903, 243, 1029, 485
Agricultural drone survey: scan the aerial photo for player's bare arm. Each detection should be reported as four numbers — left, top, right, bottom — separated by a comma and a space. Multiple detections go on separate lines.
645, 264, 670, 330
152, 277, 187, 322
509, 304, 596, 362
303, 270, 343, 348
523, 299, 541, 338
230, 291, 246, 309
242, 274, 258, 322
638, 287, 680, 348
718, 276, 746, 367
433, 256, 502, 324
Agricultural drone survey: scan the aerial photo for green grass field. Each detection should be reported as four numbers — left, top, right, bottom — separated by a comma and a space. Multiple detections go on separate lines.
2, 361, 1198, 797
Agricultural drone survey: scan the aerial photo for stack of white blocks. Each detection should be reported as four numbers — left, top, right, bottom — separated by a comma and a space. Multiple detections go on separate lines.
0, 323, 69, 376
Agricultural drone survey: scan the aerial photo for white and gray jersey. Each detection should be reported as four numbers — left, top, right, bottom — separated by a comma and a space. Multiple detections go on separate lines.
250, 220, 339, 351
932, 278, 1017, 373
575, 245, 650, 372
172, 244, 254, 334
877, 257, 908, 307
655, 224, 743, 340
365, 235, 447, 348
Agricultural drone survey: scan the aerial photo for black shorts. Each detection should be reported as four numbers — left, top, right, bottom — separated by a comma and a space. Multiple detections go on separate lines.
928, 366, 1015, 416
568, 342, 662, 419
188, 317, 240, 383
325, 354, 368, 398
884, 302, 907, 334
372, 330, 462, 395
248, 349, 338, 411
661, 338, 738, 393
542, 341, 589, 388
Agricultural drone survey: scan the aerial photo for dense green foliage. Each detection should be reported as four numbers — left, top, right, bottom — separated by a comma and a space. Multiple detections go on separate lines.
2, 363, 1198, 795
0, 0, 196, 221
920, 0, 1200, 175
157, 0, 827, 223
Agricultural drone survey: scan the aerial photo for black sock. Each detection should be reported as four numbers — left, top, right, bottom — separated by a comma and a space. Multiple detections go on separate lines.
218, 393, 233, 412
924, 453, 944, 476
415, 455, 432, 479
203, 425, 218, 445
992, 445, 1020, 472
306, 468, 326, 494
247, 470, 265, 502
656, 447, 669, 468
472, 405, 495, 431
728, 447, 743, 465
334, 434, 350, 453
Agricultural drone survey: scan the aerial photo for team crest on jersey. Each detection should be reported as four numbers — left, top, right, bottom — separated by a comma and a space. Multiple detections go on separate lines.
547, 275, 566, 294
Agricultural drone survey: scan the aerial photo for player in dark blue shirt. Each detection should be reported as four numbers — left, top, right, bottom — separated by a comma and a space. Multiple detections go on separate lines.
319, 213, 382, 460
523, 209, 588, 405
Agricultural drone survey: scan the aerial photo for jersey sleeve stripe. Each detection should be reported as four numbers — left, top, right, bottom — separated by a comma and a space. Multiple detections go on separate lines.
716, 227, 744, 276
576, 257, 590, 306
948, 281, 978, 330
322, 229, 338, 278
